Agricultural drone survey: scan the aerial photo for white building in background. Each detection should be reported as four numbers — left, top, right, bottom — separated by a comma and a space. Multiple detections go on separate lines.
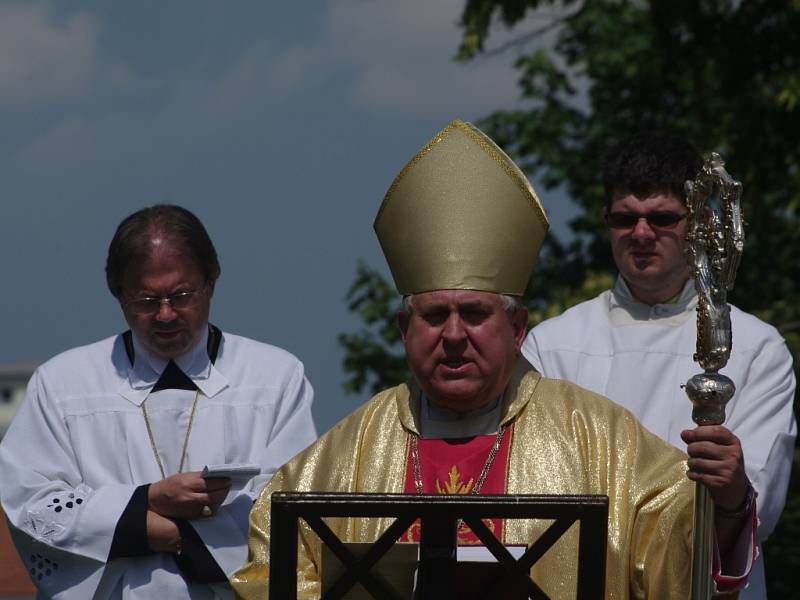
0, 363, 36, 440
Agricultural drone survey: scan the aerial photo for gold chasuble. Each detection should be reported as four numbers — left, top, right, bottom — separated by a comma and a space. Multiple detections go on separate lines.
231, 359, 695, 599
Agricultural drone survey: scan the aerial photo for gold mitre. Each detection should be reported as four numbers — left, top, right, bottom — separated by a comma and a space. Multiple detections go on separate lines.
374, 119, 549, 295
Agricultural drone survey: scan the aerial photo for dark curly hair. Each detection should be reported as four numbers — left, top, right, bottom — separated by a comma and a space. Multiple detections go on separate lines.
105, 205, 221, 299
601, 132, 702, 208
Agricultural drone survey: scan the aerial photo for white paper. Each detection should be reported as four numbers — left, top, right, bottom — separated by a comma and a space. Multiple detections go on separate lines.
201, 463, 261, 480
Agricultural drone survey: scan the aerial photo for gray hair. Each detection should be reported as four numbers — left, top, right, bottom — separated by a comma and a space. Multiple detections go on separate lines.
400, 293, 524, 315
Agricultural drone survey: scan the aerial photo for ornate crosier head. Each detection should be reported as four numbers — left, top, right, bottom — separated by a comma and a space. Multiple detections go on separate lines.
683, 152, 743, 425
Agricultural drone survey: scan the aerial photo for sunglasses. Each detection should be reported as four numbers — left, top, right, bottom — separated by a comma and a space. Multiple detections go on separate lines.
605, 211, 687, 230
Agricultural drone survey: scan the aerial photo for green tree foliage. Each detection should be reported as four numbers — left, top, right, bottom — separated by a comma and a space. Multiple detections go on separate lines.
338, 261, 408, 395
454, 1, 800, 595
340, 2, 800, 593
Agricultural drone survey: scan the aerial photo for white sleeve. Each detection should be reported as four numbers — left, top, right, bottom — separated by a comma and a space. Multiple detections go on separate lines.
521, 328, 546, 373
725, 336, 797, 539
256, 359, 317, 484
190, 359, 317, 576
0, 369, 137, 597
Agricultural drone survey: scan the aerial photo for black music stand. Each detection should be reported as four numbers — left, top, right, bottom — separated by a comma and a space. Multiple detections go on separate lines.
269, 492, 608, 600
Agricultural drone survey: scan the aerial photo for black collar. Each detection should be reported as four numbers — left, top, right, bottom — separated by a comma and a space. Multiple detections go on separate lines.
122, 323, 222, 367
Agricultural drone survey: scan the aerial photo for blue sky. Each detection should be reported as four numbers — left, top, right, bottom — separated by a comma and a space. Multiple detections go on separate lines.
0, 1, 579, 432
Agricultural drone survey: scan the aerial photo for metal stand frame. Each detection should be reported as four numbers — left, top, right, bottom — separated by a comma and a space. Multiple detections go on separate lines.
269, 492, 608, 600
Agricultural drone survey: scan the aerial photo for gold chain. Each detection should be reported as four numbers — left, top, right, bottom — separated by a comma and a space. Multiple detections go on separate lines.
142, 389, 201, 479
410, 424, 506, 495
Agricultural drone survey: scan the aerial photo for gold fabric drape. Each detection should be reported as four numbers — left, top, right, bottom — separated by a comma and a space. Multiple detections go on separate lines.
232, 359, 693, 599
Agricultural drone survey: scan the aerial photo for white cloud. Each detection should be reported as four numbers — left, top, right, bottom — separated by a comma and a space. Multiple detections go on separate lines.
172, 0, 525, 118
328, 0, 462, 59
9, 1, 559, 171
0, 3, 99, 106
295, 0, 564, 118
323, 0, 521, 116
14, 37, 287, 172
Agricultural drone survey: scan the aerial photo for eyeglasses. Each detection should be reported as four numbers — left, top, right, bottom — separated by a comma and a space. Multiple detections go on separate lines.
605, 211, 688, 230
124, 289, 204, 315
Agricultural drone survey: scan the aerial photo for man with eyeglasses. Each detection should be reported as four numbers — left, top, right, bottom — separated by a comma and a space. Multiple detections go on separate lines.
0, 205, 317, 599
522, 132, 796, 598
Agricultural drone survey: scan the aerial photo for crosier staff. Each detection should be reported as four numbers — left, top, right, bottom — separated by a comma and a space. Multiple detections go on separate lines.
683, 152, 744, 600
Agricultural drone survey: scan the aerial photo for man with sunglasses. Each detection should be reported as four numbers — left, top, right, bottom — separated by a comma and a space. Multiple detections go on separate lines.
234, 121, 756, 599
522, 132, 796, 598
0, 205, 317, 599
